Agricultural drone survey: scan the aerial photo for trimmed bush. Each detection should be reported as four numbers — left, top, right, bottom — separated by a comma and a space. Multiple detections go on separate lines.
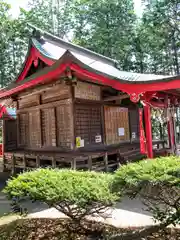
113, 156, 180, 225
4, 169, 118, 220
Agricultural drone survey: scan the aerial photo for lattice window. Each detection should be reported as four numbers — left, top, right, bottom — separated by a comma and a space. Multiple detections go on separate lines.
4, 120, 17, 151
75, 104, 102, 146
129, 108, 139, 140
41, 108, 56, 147
19, 113, 29, 146
29, 110, 41, 148
56, 101, 72, 150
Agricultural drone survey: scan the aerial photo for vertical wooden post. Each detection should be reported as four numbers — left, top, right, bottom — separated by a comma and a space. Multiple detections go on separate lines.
144, 105, 153, 158
167, 109, 175, 152
38, 108, 42, 148
23, 154, 26, 169
88, 156, 92, 170
16, 100, 20, 148
71, 85, 76, 150
167, 121, 172, 148
11, 154, 15, 175
104, 152, 108, 172
117, 150, 121, 168
51, 108, 57, 147
71, 158, 76, 170
100, 86, 105, 144
36, 155, 40, 168
52, 156, 56, 168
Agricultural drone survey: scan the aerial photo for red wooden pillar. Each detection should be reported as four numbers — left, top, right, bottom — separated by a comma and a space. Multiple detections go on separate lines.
168, 115, 175, 152
139, 108, 147, 154
144, 104, 153, 158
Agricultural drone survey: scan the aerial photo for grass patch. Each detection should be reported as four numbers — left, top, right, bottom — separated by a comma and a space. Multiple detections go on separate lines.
0, 218, 179, 240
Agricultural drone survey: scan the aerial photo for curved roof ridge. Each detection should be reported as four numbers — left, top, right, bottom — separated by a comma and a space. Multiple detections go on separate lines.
28, 23, 118, 66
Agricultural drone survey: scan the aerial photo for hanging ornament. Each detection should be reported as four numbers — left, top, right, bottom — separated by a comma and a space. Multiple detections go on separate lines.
33, 58, 39, 67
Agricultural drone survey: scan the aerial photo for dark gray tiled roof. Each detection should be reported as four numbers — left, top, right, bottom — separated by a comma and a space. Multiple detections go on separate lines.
30, 25, 176, 83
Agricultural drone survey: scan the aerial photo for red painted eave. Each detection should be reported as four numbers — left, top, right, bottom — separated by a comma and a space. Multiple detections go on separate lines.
1, 60, 180, 99
16, 46, 54, 83
0, 63, 68, 99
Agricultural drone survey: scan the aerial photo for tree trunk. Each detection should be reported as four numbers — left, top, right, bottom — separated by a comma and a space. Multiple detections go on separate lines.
172, 32, 179, 75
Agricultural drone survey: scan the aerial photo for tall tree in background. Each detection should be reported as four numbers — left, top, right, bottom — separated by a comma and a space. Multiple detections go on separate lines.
71, 0, 136, 70
0, 2, 29, 87
19, 0, 73, 38
0, 0, 179, 88
0, 1, 12, 87
137, 0, 180, 74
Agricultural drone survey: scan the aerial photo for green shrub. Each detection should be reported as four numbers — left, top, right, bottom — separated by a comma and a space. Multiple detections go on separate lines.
113, 156, 180, 225
4, 169, 118, 219
113, 156, 180, 189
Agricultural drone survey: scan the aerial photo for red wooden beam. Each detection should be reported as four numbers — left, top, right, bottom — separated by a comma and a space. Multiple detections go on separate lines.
144, 104, 153, 158
1, 61, 180, 100
0, 63, 68, 98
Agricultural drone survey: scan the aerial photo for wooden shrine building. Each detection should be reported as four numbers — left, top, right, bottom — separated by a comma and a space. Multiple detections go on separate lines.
0, 105, 16, 157
0, 25, 180, 173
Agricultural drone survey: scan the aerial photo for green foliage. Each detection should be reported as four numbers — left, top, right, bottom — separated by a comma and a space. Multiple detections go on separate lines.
113, 156, 180, 189
137, 0, 180, 74
113, 156, 180, 226
4, 168, 116, 204
3, 160, 180, 239
71, 0, 136, 70
4, 169, 118, 219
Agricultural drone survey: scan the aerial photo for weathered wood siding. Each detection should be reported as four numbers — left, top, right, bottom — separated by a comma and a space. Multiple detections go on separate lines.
29, 110, 41, 148
17, 81, 73, 150
104, 106, 130, 145
56, 99, 73, 150
18, 113, 29, 147
4, 119, 17, 151
74, 81, 101, 100
41, 108, 56, 147
129, 107, 139, 141
74, 81, 102, 148
75, 104, 102, 147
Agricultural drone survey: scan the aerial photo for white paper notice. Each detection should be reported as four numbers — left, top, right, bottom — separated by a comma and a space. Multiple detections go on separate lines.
132, 132, 136, 139
80, 139, 84, 147
176, 126, 179, 133
118, 128, 125, 136
95, 135, 102, 143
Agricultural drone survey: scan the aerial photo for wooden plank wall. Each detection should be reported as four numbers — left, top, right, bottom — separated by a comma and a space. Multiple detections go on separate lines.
15, 80, 140, 153
29, 110, 41, 147
56, 99, 73, 150
104, 106, 130, 145
129, 107, 140, 141
4, 119, 17, 151
17, 81, 73, 150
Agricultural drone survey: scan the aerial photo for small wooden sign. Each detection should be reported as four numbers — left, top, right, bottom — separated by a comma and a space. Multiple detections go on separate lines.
75, 81, 101, 100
